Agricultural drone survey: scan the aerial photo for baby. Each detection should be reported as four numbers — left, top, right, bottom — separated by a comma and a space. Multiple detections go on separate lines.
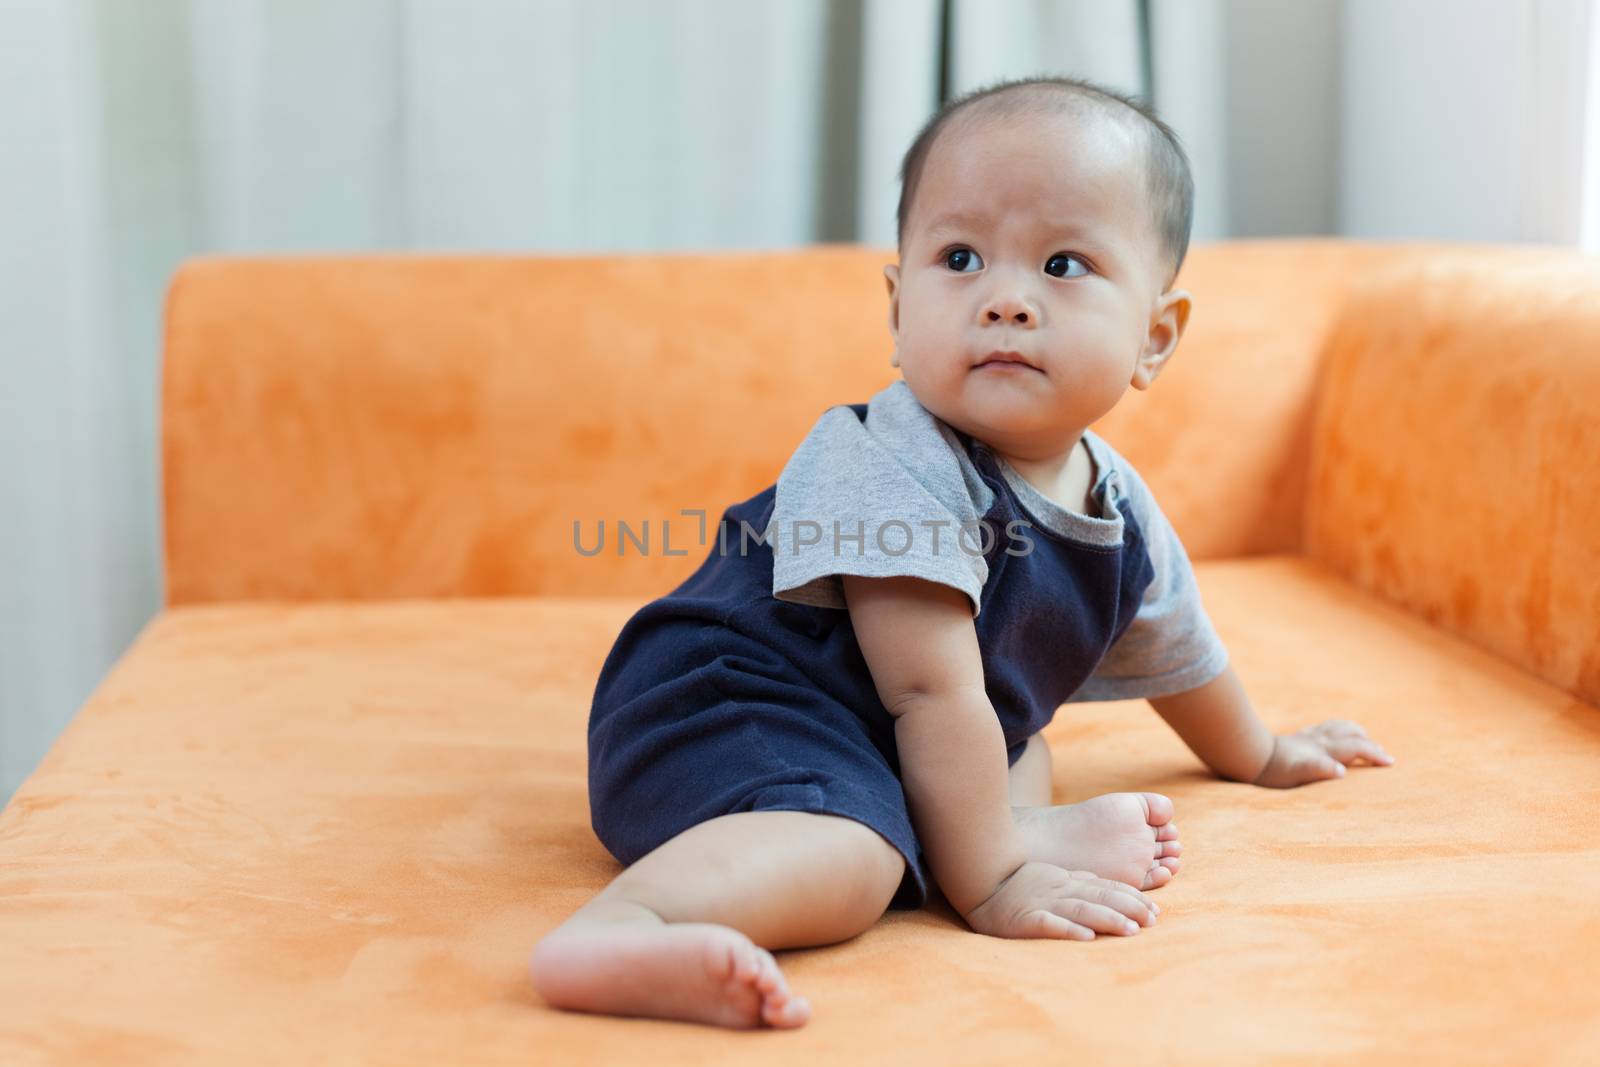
530, 74, 1393, 1031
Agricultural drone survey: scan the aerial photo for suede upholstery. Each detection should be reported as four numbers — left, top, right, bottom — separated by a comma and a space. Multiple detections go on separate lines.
2, 240, 1598, 1064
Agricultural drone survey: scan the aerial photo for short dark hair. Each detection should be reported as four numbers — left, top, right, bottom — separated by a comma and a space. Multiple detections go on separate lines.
894, 75, 1195, 290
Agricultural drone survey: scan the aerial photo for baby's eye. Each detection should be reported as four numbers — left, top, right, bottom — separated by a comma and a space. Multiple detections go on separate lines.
1045, 253, 1090, 279
944, 247, 983, 273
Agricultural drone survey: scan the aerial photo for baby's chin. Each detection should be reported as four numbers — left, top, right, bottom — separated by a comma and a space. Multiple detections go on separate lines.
932, 398, 1072, 447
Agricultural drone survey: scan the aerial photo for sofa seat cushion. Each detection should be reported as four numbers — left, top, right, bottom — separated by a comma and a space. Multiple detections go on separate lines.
2, 556, 1597, 1063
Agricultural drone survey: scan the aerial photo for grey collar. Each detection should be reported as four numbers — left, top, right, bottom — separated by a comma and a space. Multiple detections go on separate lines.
874, 378, 1127, 548
967, 431, 1126, 547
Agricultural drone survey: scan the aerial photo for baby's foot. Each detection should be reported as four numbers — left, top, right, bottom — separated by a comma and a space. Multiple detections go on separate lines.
530, 917, 810, 1029
1013, 792, 1182, 891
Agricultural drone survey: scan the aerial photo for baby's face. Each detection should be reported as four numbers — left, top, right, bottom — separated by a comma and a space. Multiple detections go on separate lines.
885, 108, 1188, 458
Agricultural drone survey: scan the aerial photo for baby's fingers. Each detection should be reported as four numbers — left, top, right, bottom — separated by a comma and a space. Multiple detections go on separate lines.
1300, 753, 1346, 780
1055, 898, 1144, 937
1324, 735, 1395, 767
1023, 909, 1097, 941
1076, 882, 1159, 926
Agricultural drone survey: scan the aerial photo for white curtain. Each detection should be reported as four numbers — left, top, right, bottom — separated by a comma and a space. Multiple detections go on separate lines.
2, 0, 1594, 806
1339, 0, 1597, 243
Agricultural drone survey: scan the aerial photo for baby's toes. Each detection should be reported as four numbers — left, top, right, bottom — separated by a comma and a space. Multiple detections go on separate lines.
1140, 863, 1174, 891
751, 948, 788, 996
1155, 820, 1179, 842
1156, 837, 1182, 859
763, 990, 811, 1028
752, 951, 809, 1028
1139, 792, 1175, 829
728, 940, 760, 983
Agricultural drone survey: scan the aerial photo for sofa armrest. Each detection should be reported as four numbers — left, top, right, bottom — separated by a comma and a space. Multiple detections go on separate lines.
1304, 245, 1600, 704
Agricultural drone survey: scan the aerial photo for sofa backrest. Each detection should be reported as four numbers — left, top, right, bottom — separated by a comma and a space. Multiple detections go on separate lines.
1303, 245, 1600, 706
159, 239, 1423, 605
162, 246, 896, 605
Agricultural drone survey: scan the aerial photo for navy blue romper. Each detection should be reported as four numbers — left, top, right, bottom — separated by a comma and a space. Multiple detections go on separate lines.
587, 405, 1157, 911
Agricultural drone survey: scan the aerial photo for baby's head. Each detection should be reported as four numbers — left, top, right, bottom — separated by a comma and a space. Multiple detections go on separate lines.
883, 75, 1195, 460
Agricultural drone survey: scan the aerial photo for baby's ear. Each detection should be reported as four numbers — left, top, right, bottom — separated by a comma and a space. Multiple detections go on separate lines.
883, 264, 901, 339
1131, 288, 1191, 390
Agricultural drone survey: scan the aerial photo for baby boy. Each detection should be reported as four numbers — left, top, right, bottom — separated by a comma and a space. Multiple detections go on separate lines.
531, 74, 1394, 1032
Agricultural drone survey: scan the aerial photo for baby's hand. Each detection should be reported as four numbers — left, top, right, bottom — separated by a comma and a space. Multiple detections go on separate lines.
1250, 718, 1395, 788
963, 861, 1159, 940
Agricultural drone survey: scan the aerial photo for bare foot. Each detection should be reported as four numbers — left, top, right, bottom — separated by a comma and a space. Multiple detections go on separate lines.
530, 915, 811, 1029
1012, 792, 1182, 891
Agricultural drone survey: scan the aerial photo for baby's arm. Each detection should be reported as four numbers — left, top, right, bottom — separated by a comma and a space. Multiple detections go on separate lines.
841, 574, 1155, 938
1148, 663, 1394, 788
840, 574, 1027, 915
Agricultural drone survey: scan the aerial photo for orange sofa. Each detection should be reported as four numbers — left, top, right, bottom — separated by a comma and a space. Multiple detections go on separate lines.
3, 240, 1599, 1064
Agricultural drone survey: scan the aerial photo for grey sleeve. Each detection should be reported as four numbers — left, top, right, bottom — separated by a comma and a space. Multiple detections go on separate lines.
763, 405, 990, 617
1065, 458, 1230, 702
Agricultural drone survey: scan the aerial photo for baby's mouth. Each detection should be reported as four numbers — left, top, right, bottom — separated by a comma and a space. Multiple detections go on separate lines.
974, 350, 1043, 372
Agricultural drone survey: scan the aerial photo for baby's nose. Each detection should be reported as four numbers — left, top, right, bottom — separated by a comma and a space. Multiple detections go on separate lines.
982, 296, 1037, 325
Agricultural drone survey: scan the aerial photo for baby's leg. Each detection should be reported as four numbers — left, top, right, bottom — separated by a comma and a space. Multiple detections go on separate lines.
530, 810, 905, 1030
1007, 731, 1055, 807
